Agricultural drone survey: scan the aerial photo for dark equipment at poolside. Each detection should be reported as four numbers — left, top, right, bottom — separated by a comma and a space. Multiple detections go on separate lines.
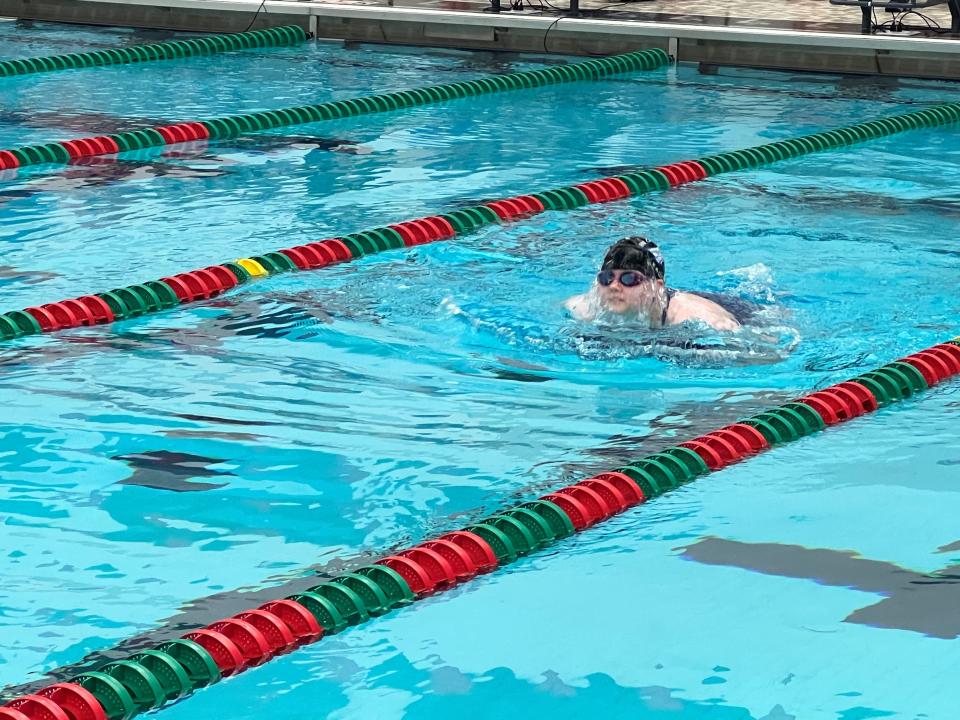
829, 0, 960, 34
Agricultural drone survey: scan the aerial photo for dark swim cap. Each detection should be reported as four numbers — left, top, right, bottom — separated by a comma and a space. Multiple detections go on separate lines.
600, 237, 665, 280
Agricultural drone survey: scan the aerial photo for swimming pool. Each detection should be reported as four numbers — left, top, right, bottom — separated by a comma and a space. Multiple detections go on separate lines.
1, 19, 958, 719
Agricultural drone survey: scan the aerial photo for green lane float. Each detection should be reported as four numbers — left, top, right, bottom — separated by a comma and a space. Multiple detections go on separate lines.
3, 337, 956, 719
1, 100, 958, 345
0, 26, 309, 79
0, 49, 671, 171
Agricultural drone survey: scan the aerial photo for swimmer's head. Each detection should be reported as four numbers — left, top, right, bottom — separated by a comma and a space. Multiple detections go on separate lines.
600, 237, 665, 279
595, 237, 667, 318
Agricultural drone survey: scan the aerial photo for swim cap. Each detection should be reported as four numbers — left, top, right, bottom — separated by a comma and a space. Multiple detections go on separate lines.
600, 237, 665, 280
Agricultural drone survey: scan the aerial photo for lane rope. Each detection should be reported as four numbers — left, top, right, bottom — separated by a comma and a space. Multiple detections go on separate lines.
0, 26, 310, 79
0, 48, 670, 172
1, 98, 958, 345
2, 336, 957, 718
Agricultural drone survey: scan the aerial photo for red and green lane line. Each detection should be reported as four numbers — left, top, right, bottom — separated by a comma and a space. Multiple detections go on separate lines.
1, 100, 959, 346
0, 26, 310, 79
2, 339, 958, 720
0, 49, 670, 172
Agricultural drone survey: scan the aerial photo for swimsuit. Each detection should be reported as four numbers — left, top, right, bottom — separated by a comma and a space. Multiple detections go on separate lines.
663, 288, 759, 326
662, 288, 675, 326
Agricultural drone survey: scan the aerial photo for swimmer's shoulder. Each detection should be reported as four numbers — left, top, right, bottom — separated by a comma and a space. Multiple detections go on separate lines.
667, 291, 741, 331
565, 292, 597, 321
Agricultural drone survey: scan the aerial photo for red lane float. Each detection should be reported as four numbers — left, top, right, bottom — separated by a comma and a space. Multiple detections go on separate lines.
558, 484, 607, 524
161, 266, 238, 303
259, 600, 323, 645
206, 619, 272, 667
593, 472, 645, 504
660, 160, 708, 186
0, 150, 19, 170
421, 539, 478, 581
679, 439, 726, 469
3, 697, 70, 720
61, 137, 121, 159
541, 491, 591, 530
441, 531, 498, 573
182, 629, 245, 676
37, 685, 106, 720
236, 610, 297, 655
4, 338, 959, 720
154, 123, 210, 145
7, 106, 960, 346
378, 554, 435, 595
485, 195, 547, 220
0, 709, 30, 720
901, 344, 960, 385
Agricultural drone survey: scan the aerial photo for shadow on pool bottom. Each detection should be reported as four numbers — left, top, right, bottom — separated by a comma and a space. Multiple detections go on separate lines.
680, 537, 960, 639
113, 450, 234, 492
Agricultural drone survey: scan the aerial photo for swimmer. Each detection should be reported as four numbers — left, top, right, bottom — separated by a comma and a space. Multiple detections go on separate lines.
565, 237, 742, 332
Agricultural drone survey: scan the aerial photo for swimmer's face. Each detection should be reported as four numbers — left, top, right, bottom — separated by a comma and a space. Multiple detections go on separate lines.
596, 269, 663, 316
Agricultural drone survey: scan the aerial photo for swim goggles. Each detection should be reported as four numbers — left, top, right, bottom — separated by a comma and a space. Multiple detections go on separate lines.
597, 269, 648, 287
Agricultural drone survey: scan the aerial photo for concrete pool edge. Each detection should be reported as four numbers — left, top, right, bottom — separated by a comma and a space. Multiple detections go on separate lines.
3, 0, 960, 79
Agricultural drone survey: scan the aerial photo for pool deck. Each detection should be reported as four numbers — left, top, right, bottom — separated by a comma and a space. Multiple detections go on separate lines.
2, 0, 960, 78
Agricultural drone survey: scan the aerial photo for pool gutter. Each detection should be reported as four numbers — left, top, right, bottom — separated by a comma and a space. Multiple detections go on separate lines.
3, 0, 960, 80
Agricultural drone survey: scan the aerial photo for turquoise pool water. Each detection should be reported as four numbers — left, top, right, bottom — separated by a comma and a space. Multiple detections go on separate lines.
0, 20, 958, 719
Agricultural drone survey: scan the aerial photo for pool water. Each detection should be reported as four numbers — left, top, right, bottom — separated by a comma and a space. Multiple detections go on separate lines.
1, 20, 958, 720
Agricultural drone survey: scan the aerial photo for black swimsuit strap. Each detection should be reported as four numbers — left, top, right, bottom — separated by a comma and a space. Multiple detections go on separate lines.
662, 288, 676, 326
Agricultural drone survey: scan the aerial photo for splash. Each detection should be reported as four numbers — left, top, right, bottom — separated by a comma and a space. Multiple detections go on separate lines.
443, 294, 800, 368
564, 322, 797, 367
715, 262, 779, 304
